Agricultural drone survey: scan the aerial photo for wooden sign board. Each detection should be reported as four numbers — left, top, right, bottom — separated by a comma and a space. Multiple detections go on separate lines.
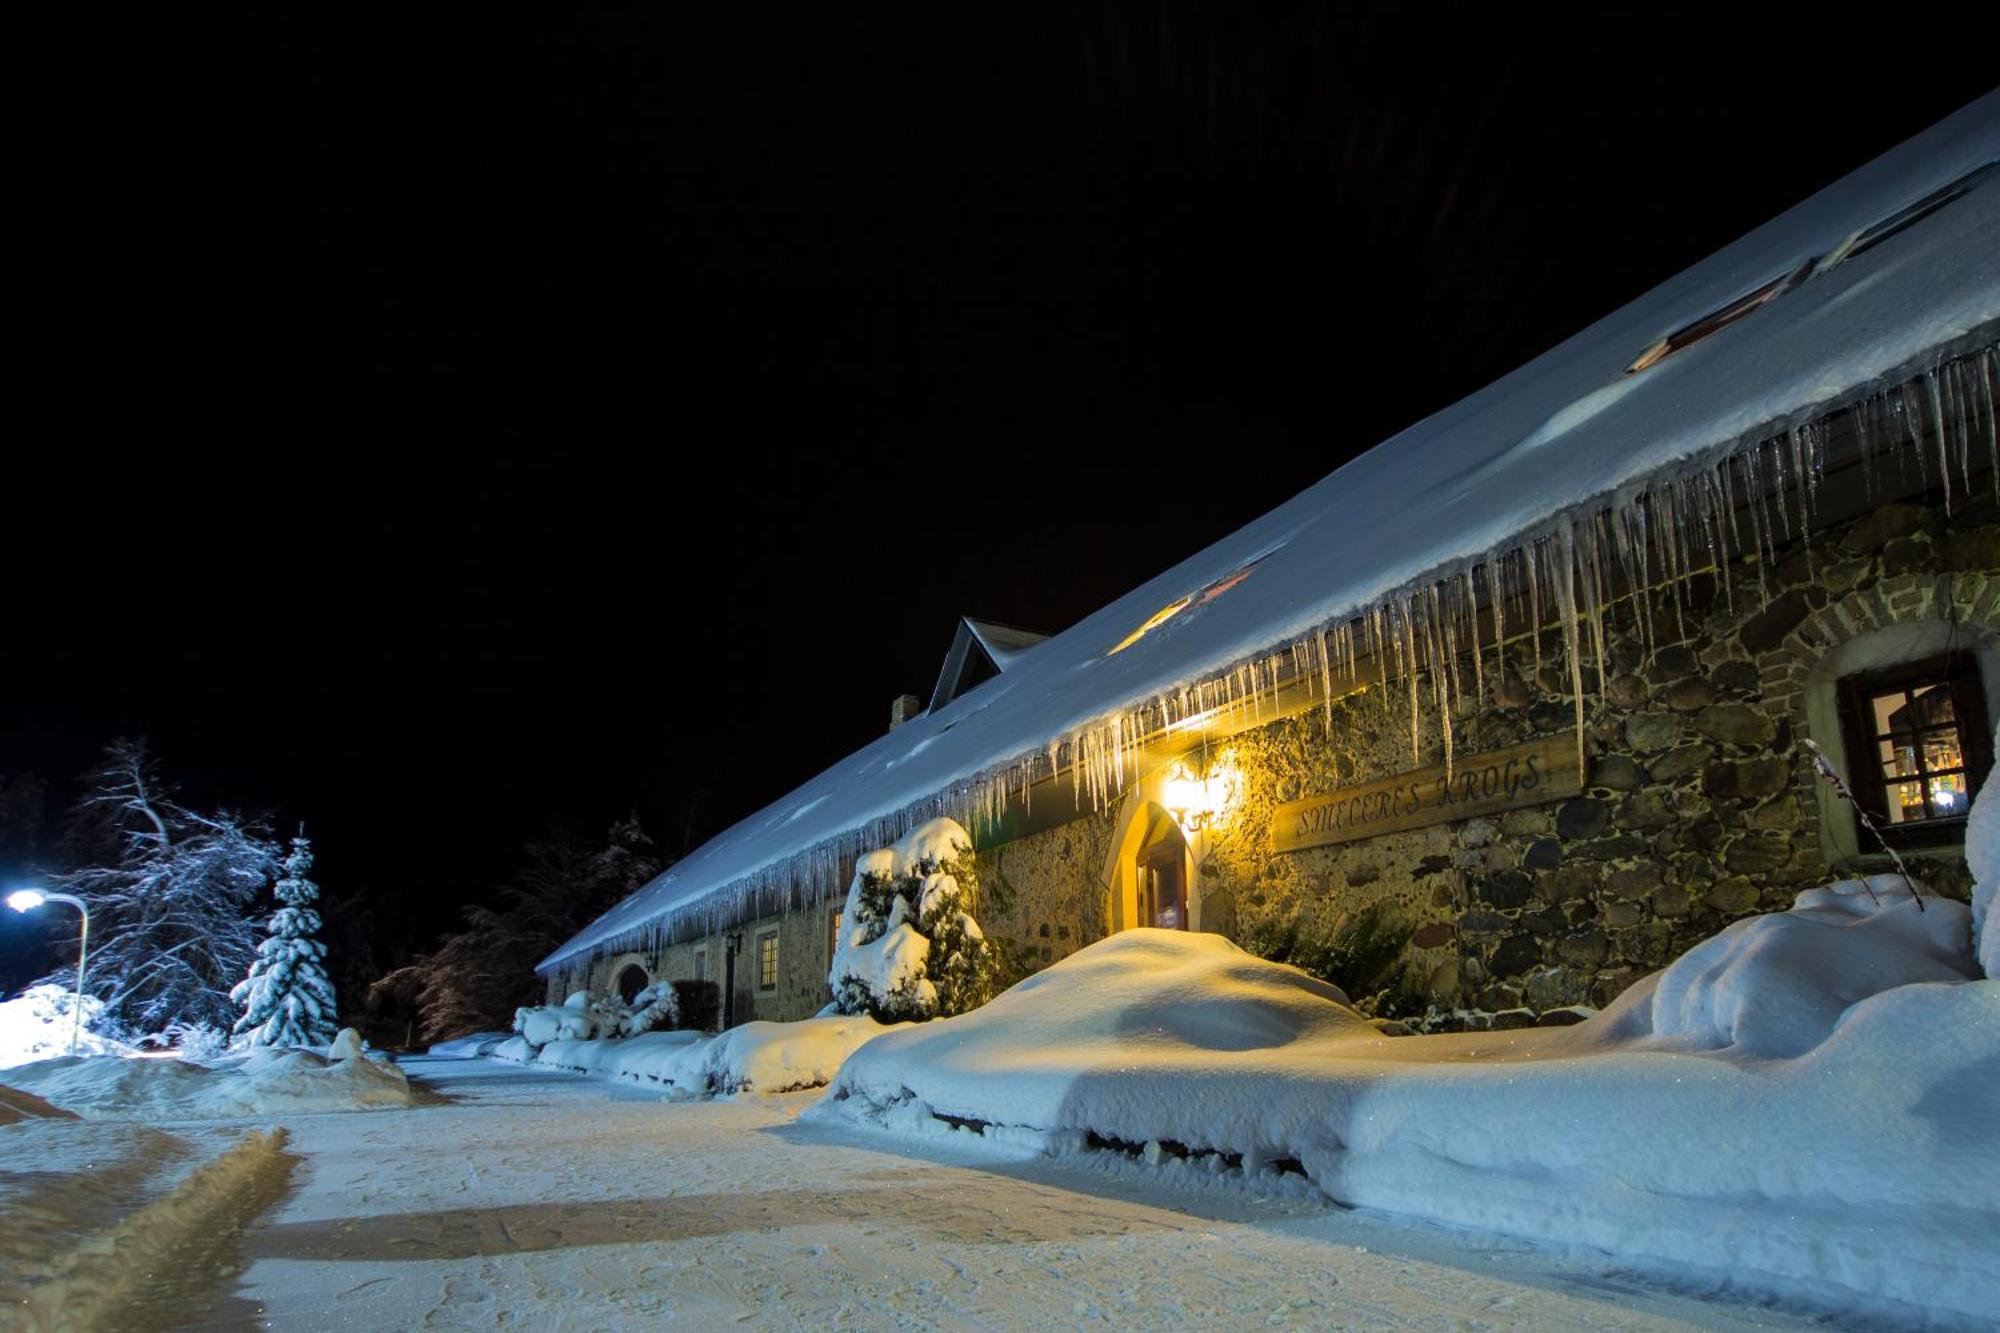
1273, 733, 1582, 853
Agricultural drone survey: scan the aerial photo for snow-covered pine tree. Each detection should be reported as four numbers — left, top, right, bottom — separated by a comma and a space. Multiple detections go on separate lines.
231, 833, 338, 1048
829, 818, 996, 1022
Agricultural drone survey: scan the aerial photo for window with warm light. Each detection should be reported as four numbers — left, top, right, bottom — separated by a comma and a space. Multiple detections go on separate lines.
1837, 652, 1992, 845
757, 930, 779, 991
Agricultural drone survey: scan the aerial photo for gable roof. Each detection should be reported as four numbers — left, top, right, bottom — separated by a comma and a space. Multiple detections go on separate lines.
542, 93, 2000, 974
929, 617, 1051, 713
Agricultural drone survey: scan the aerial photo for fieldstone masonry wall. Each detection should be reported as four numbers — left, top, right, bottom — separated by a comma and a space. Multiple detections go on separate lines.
1191, 494, 2000, 1024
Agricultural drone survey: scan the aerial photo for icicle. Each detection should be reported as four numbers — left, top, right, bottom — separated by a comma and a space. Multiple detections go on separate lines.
1554, 519, 1587, 783
1925, 366, 1952, 514
1983, 348, 2000, 503
1461, 567, 1485, 707
1526, 542, 1544, 683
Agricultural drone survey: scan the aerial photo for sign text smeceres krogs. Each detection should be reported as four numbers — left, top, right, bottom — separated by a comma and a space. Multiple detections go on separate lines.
1272, 732, 1582, 852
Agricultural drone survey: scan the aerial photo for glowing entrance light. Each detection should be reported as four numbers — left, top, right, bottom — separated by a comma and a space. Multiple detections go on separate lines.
1161, 757, 1241, 833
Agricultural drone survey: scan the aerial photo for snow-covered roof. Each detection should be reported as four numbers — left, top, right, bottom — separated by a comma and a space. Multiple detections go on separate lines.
542, 94, 2000, 974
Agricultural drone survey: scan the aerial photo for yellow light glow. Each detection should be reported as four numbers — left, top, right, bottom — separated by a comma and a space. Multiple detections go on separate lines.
1160, 757, 1241, 832
1108, 597, 1192, 655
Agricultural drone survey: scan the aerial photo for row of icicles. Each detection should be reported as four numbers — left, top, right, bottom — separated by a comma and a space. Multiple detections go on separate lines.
589, 340, 1998, 966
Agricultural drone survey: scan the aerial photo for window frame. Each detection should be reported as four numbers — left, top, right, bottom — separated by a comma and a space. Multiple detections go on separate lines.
1836, 650, 1993, 848
755, 929, 780, 992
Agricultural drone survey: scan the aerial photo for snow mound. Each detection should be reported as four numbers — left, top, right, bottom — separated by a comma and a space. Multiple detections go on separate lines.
0, 986, 133, 1069
1967, 722, 2000, 978
817, 921, 1999, 1322
426, 1031, 510, 1059
493, 1015, 902, 1095
5, 1044, 413, 1120
1596, 877, 1977, 1057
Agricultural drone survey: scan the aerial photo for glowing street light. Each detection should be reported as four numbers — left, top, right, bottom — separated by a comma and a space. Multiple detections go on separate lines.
8, 888, 91, 1056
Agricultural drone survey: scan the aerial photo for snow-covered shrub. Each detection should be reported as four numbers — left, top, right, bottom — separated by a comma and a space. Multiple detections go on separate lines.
232, 834, 339, 1048
162, 1019, 229, 1062
512, 990, 618, 1048
674, 979, 720, 1033
1241, 903, 1414, 1016
617, 981, 680, 1036
829, 818, 996, 1023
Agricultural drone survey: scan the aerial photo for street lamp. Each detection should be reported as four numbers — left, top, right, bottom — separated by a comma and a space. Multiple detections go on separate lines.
7, 889, 91, 1057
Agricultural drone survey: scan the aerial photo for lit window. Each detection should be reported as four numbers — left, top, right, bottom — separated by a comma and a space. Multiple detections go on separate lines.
757, 931, 779, 991
1108, 557, 1269, 656
1838, 653, 1992, 844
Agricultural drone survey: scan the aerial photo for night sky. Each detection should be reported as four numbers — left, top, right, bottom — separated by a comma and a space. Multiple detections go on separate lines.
6, 7, 1995, 979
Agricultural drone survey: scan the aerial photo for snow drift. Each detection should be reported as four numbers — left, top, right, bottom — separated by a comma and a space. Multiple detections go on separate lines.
492, 1014, 901, 1096
3, 1029, 413, 1120
0, 986, 134, 1069
816, 914, 1998, 1322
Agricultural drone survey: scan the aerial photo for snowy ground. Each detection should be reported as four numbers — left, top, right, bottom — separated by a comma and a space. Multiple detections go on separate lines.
78, 1057, 1850, 1331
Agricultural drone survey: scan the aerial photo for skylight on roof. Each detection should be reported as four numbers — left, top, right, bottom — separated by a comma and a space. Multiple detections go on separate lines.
1107, 557, 1267, 656
1627, 260, 1812, 375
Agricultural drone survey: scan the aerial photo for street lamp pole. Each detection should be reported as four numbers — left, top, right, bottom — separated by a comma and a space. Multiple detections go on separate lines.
6, 889, 92, 1056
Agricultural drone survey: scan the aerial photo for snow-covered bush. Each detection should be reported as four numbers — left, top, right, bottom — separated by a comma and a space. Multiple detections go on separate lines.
617, 981, 680, 1037
513, 990, 620, 1048
162, 1019, 229, 1062
829, 818, 995, 1023
232, 835, 339, 1048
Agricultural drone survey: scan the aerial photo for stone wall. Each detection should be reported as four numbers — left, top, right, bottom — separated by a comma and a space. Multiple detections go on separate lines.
1192, 496, 2000, 1022
973, 809, 1118, 985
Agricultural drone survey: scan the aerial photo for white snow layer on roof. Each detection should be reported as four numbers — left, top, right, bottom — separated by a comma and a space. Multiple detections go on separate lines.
815, 898, 1996, 1322
545, 94, 2000, 972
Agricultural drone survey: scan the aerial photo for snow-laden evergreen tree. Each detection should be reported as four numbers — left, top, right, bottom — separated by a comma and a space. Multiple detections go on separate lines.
231, 833, 338, 1048
829, 818, 995, 1022
45, 739, 282, 1032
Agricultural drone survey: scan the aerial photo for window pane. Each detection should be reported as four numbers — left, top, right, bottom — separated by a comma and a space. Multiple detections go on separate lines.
1884, 779, 1927, 824
1929, 774, 1970, 817
1879, 738, 1920, 778
1922, 731, 1964, 774
1870, 690, 1910, 738
1907, 683, 1957, 728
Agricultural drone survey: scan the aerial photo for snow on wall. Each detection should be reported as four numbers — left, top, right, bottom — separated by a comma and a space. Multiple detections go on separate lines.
543, 93, 2000, 976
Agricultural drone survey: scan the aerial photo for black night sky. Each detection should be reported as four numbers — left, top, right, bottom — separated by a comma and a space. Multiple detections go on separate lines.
6, 7, 1995, 982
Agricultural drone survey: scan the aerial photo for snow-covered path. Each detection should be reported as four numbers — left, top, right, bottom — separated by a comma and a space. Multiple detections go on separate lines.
172, 1058, 1822, 1330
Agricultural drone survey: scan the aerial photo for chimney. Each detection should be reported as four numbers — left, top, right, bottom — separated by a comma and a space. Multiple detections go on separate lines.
889, 694, 924, 731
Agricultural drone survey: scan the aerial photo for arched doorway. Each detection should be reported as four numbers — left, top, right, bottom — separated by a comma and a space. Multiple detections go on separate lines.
615, 963, 650, 1005
1105, 798, 1194, 932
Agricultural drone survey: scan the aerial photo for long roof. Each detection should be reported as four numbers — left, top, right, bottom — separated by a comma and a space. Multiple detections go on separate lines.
543, 94, 2000, 974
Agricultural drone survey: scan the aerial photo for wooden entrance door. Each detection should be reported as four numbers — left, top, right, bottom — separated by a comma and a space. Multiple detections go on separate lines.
1137, 838, 1187, 929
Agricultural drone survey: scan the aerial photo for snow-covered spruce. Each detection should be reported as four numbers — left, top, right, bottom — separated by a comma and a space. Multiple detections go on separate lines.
828, 818, 994, 1022
231, 835, 338, 1049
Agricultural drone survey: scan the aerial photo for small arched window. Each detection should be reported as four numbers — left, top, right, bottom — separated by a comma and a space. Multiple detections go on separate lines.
615, 964, 649, 1005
